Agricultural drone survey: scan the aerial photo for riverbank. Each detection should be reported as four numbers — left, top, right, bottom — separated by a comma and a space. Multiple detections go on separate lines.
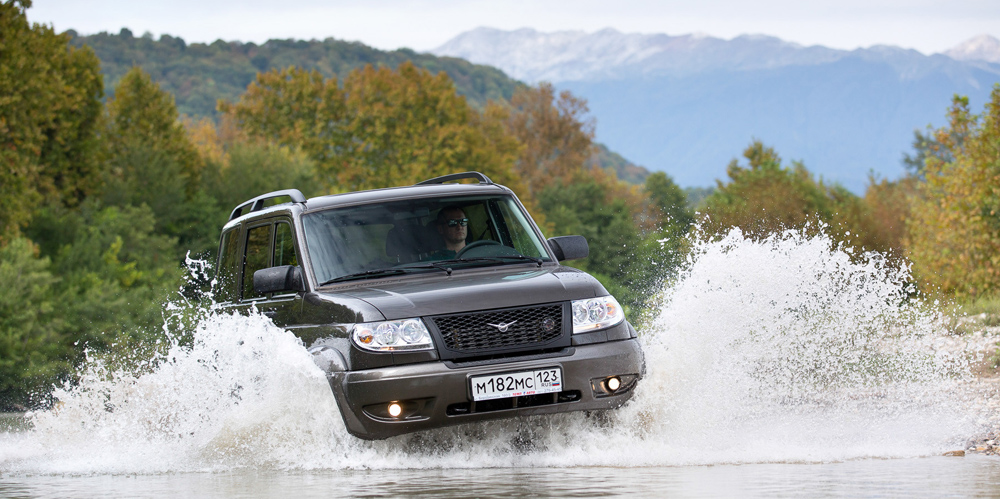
947, 311, 1000, 455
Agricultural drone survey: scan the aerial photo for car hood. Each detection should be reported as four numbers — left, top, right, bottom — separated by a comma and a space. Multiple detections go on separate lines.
322, 265, 606, 319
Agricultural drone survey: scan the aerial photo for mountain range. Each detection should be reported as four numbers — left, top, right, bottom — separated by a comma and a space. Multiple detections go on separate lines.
434, 29, 1000, 191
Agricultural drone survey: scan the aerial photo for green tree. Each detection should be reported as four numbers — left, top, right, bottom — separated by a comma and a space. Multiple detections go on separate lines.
907, 88, 1000, 298
0, 0, 103, 240
101, 67, 215, 252
538, 170, 684, 319
0, 238, 70, 409
701, 140, 902, 257
644, 171, 694, 228
26, 201, 184, 353
219, 67, 345, 177
701, 141, 828, 238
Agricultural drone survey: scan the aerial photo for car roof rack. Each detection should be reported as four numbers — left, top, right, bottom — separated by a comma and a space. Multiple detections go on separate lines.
229, 189, 306, 221
416, 171, 494, 186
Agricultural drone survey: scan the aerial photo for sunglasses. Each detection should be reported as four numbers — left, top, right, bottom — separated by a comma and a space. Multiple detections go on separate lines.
444, 218, 469, 227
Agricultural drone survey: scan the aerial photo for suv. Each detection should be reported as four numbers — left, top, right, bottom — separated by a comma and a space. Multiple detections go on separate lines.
215, 172, 643, 439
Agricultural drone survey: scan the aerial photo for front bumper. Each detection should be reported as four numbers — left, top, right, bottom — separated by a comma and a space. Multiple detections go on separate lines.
328, 338, 644, 439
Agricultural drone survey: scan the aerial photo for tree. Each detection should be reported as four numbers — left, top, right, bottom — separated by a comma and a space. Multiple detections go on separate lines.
538, 168, 685, 318
907, 88, 1000, 298
700, 140, 903, 258
644, 171, 694, 228
858, 175, 918, 262
902, 127, 967, 178
101, 67, 213, 251
68, 29, 521, 118
505, 82, 595, 195
701, 141, 830, 238
224, 62, 527, 195
334, 63, 521, 190
0, 238, 69, 409
219, 66, 344, 177
190, 115, 323, 241
0, 0, 103, 241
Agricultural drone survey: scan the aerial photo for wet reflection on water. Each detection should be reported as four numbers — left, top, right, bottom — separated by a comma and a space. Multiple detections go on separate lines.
2, 457, 999, 498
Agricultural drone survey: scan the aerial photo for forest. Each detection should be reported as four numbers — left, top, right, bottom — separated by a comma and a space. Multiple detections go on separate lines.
2, 0, 998, 410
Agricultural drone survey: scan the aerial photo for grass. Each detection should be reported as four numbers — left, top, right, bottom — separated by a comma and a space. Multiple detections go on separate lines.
950, 293, 1000, 320
944, 293, 1000, 332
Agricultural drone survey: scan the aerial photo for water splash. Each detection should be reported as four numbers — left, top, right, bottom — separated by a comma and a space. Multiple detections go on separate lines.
0, 228, 992, 473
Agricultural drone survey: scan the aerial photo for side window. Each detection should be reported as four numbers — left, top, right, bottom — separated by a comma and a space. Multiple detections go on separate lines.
274, 222, 298, 267
496, 201, 548, 258
242, 224, 273, 301
217, 228, 241, 302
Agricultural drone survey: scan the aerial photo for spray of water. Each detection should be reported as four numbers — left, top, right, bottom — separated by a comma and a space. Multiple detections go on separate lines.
0, 228, 992, 473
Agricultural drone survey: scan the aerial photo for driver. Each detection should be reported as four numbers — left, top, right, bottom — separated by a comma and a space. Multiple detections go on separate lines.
430, 206, 468, 259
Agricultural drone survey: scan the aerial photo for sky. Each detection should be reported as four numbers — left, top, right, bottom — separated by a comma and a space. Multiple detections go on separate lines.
29, 0, 1000, 55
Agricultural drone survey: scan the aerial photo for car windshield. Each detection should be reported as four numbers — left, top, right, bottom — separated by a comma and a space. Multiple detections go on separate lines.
302, 194, 552, 285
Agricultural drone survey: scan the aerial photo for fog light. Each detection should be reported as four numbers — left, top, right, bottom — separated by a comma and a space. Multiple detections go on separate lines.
388, 402, 403, 418
607, 377, 621, 392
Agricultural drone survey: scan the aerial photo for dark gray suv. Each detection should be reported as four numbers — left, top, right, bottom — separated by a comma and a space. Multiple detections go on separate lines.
215, 172, 643, 439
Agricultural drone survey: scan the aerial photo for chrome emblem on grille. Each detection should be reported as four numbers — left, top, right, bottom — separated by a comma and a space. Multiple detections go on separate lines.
487, 321, 517, 333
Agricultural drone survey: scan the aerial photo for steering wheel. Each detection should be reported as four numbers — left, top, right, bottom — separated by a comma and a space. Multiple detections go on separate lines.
456, 239, 501, 258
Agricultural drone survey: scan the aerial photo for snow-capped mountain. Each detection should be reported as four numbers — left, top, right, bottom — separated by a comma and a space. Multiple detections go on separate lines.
432, 29, 1000, 192
946, 34, 1000, 64
433, 27, 843, 82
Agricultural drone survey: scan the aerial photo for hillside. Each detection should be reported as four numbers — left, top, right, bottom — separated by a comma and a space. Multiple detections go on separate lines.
434, 28, 1000, 191
68, 29, 651, 184
69, 29, 523, 117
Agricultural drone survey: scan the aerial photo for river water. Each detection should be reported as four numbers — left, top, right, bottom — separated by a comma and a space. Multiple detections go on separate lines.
1, 229, 998, 497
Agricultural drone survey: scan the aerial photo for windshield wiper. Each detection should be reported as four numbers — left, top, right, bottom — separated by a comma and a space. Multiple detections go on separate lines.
487, 255, 544, 266
320, 268, 410, 285
325, 256, 545, 285
433, 255, 544, 268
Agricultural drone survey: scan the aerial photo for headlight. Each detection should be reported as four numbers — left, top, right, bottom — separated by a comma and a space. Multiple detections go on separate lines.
353, 318, 434, 351
571, 296, 624, 333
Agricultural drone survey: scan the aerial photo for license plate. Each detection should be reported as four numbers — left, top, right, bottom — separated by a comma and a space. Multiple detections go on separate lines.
470, 367, 562, 401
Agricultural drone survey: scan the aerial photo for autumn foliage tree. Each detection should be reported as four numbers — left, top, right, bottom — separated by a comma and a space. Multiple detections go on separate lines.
907, 87, 1000, 298
222, 62, 526, 195
505, 82, 595, 196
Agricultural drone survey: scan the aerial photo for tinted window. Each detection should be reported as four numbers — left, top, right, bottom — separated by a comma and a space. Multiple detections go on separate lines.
274, 222, 298, 267
495, 200, 550, 257
242, 224, 273, 300
302, 195, 551, 285
217, 228, 241, 302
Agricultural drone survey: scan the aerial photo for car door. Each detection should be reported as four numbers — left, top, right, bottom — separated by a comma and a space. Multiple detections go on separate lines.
237, 217, 304, 327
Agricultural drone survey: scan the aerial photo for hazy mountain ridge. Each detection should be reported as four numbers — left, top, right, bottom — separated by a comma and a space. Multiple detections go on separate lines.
433, 29, 1000, 191
433, 27, 848, 82
69, 29, 524, 117
434, 27, 1000, 84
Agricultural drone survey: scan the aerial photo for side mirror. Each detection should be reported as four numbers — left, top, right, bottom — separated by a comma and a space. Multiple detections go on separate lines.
253, 265, 305, 295
547, 235, 589, 261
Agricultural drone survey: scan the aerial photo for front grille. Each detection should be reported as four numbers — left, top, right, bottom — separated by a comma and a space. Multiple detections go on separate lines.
431, 304, 564, 354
